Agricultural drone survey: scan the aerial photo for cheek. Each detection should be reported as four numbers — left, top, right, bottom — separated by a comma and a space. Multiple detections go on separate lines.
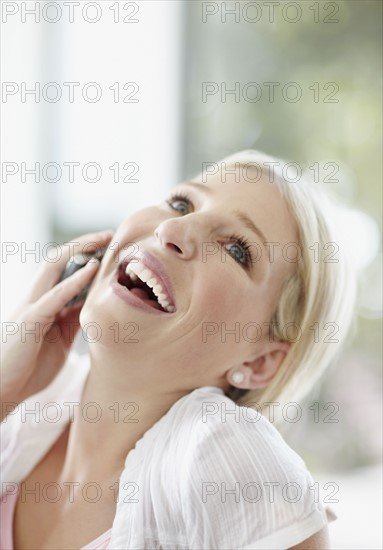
193, 267, 269, 332
112, 207, 160, 245
194, 269, 249, 321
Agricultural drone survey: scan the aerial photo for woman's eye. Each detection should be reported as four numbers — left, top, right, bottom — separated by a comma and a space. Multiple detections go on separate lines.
224, 243, 246, 263
171, 200, 189, 215
166, 194, 192, 216
223, 236, 252, 268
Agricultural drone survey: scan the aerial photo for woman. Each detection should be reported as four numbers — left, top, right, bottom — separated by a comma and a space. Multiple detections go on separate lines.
1, 150, 355, 549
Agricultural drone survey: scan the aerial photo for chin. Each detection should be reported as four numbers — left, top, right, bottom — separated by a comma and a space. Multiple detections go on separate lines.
78, 289, 137, 347
79, 293, 110, 332
78, 304, 117, 349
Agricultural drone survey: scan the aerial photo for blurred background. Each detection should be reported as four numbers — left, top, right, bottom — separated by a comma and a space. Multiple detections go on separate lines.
1, 1, 382, 547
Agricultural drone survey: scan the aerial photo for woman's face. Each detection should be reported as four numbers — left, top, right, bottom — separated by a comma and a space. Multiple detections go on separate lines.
80, 166, 299, 393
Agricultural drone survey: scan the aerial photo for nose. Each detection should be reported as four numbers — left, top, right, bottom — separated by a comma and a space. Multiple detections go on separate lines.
154, 217, 198, 260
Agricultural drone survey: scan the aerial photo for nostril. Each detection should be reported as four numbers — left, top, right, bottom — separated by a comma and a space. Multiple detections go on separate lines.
166, 243, 182, 254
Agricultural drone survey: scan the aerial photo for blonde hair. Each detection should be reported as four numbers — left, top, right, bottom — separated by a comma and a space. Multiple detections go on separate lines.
200, 150, 357, 414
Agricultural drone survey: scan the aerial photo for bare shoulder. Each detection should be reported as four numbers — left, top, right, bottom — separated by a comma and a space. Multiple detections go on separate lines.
288, 525, 331, 550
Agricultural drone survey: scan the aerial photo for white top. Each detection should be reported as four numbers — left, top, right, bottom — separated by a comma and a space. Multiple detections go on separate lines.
1, 350, 332, 549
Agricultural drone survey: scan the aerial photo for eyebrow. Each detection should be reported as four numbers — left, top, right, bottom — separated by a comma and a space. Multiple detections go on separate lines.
182, 181, 269, 245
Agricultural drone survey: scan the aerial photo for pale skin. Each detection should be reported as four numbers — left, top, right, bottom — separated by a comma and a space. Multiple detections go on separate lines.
1, 168, 330, 548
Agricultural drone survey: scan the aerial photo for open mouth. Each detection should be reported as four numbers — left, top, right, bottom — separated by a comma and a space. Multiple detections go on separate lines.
116, 260, 176, 313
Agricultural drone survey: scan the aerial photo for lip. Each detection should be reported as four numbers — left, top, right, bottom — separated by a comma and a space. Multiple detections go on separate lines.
110, 249, 177, 314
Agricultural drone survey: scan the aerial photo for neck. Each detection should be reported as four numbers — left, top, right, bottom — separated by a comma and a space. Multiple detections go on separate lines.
57, 348, 189, 486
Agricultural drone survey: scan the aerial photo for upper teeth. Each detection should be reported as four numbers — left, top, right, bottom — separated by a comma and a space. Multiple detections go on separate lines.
125, 261, 175, 313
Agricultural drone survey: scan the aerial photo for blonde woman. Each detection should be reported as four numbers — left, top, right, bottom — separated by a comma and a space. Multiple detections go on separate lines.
1, 150, 355, 549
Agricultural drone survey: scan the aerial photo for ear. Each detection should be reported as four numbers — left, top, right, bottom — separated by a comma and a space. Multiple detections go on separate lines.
226, 342, 290, 390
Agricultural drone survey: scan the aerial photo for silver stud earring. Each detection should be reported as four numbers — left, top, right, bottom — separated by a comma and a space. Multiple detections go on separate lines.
231, 371, 245, 384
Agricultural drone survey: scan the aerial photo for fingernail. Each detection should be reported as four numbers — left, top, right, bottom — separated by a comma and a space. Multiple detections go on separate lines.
87, 258, 99, 265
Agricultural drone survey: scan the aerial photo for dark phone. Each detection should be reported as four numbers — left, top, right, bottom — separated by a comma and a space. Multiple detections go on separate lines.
58, 246, 108, 307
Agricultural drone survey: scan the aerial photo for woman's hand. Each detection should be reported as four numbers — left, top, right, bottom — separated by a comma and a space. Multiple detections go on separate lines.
288, 525, 331, 549
1, 230, 114, 412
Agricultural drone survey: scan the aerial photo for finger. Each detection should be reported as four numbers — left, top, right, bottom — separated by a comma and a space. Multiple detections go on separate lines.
30, 258, 100, 320
26, 231, 113, 304
55, 305, 82, 348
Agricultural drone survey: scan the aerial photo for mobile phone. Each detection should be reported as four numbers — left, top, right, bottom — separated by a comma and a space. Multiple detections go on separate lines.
58, 245, 107, 306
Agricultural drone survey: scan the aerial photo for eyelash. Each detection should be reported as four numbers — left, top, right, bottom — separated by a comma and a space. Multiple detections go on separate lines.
166, 192, 253, 269
166, 192, 193, 215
